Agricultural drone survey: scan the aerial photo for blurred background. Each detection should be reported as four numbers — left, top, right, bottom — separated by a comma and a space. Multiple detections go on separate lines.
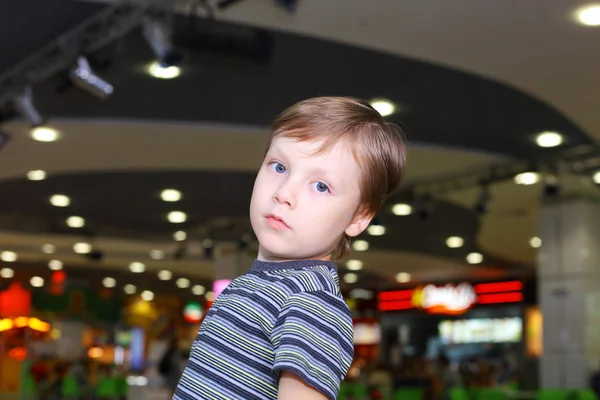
1, 1, 599, 399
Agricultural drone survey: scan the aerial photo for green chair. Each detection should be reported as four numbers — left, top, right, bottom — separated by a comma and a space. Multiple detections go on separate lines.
350, 383, 368, 399
449, 388, 470, 400
572, 390, 598, 400
394, 387, 424, 400
537, 389, 571, 400
473, 388, 508, 400
95, 377, 119, 400
61, 375, 81, 398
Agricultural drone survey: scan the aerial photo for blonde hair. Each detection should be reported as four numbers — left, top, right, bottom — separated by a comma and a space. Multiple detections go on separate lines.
265, 96, 407, 259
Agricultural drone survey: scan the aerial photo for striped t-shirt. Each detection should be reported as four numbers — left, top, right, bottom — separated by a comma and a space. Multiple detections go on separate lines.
173, 259, 354, 400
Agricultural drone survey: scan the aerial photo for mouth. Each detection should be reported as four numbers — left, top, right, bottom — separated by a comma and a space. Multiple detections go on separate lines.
265, 214, 291, 230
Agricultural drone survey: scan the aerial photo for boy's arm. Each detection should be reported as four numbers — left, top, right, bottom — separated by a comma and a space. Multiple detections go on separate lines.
278, 371, 328, 400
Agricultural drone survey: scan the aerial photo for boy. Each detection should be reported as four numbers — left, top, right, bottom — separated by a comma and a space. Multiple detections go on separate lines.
173, 97, 406, 400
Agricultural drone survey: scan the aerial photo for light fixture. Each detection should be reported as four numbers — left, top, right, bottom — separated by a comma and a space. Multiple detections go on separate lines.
346, 259, 364, 271
160, 189, 182, 202
41, 244, 55, 254
367, 224, 386, 236
593, 171, 600, 184
69, 56, 114, 99
50, 194, 70, 207
514, 172, 540, 185
141, 290, 154, 301
177, 277, 190, 288
530, 237, 542, 248
205, 291, 215, 302
147, 62, 181, 79
66, 216, 85, 228
173, 231, 187, 241
535, 131, 563, 148
167, 211, 187, 223
150, 249, 165, 260
31, 126, 60, 142
202, 239, 213, 249
27, 170, 46, 181
73, 242, 92, 254
396, 272, 411, 283
0, 268, 14, 278
30, 276, 44, 288
370, 99, 396, 117
192, 285, 206, 295
143, 17, 182, 68
446, 236, 464, 248
0, 251, 17, 262
158, 270, 172, 281
575, 4, 600, 26
13, 86, 43, 126
102, 277, 116, 288
129, 262, 145, 273
343, 273, 358, 284
392, 203, 412, 216
352, 240, 369, 252
48, 260, 63, 271
124, 284, 136, 295
466, 252, 483, 264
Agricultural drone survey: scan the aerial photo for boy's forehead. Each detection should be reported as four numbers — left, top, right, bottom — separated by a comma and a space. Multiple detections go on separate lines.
269, 136, 352, 159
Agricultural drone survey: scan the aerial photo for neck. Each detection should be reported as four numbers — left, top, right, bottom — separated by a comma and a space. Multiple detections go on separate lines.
256, 246, 332, 263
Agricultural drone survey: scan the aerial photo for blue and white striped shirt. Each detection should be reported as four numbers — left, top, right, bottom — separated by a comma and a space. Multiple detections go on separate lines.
173, 259, 354, 400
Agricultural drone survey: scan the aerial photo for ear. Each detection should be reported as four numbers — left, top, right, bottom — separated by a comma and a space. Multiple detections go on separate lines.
345, 208, 374, 238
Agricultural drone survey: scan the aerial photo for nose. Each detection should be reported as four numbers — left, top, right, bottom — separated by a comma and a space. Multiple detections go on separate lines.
273, 180, 297, 209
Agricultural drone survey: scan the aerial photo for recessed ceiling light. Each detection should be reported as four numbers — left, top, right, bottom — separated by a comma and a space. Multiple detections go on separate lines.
173, 231, 187, 241
575, 4, 600, 26
370, 99, 396, 117
446, 236, 464, 248
66, 216, 85, 228
466, 252, 483, 264
202, 239, 213, 249
31, 126, 60, 142
0, 251, 17, 262
205, 291, 215, 302
41, 244, 55, 254
158, 270, 172, 281
396, 272, 411, 283
48, 260, 63, 271
176, 277, 190, 288
129, 262, 146, 273
346, 259, 364, 271
167, 211, 187, 223
124, 284, 136, 295
352, 240, 369, 252
392, 203, 412, 216
50, 194, 70, 207
103, 277, 116, 288
514, 172, 540, 185
593, 171, 600, 184
530, 237, 542, 248
367, 224, 386, 236
536, 131, 563, 148
141, 290, 154, 301
192, 285, 206, 295
150, 249, 165, 260
343, 273, 358, 284
73, 242, 92, 254
0, 268, 14, 278
161, 189, 182, 202
27, 170, 46, 181
30, 276, 44, 287
147, 61, 181, 79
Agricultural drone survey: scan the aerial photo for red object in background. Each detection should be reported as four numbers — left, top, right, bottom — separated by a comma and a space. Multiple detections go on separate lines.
51, 271, 66, 284
0, 282, 31, 317
477, 292, 523, 304
474, 281, 522, 294
8, 346, 28, 361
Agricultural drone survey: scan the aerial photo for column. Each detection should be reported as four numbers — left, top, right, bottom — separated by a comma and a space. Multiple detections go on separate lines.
538, 199, 600, 389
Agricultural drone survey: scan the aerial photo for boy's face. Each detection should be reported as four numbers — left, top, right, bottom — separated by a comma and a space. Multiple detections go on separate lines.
250, 136, 372, 262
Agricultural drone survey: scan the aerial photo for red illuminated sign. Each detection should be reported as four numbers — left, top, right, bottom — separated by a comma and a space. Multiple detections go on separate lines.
412, 283, 477, 315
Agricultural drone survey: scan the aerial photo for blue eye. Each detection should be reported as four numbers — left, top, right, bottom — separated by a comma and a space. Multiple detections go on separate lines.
312, 181, 330, 193
269, 162, 286, 174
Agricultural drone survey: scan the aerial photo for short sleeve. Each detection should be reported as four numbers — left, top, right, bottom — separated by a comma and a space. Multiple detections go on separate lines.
271, 290, 354, 400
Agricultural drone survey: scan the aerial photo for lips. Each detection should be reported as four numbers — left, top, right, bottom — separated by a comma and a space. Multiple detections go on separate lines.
265, 214, 291, 230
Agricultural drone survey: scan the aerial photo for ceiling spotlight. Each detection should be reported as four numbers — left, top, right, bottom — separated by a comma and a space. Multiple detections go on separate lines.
514, 172, 540, 186
50, 194, 70, 207
66, 216, 85, 228
205, 291, 215, 302
129, 262, 146, 273
0, 268, 14, 278
343, 273, 358, 284
148, 62, 181, 79
27, 170, 46, 181
176, 278, 190, 288
192, 285, 206, 295
167, 211, 187, 223
143, 17, 182, 67
30, 276, 44, 288
161, 189, 182, 202
446, 236, 464, 248
370, 99, 396, 117
31, 126, 60, 142
41, 244, 56, 254
466, 252, 483, 264
150, 249, 165, 260
367, 223, 386, 236
352, 240, 369, 252
48, 260, 63, 271
141, 290, 154, 301
124, 284, 136, 295
73, 242, 92, 254
575, 4, 600, 26
530, 237, 542, 248
346, 259, 364, 271
392, 203, 412, 216
396, 272, 411, 283
102, 277, 116, 288
70, 56, 114, 99
13, 86, 43, 126
536, 131, 563, 148
173, 231, 187, 241
592, 171, 600, 184
0, 251, 17, 262
158, 270, 172, 281
202, 239, 213, 249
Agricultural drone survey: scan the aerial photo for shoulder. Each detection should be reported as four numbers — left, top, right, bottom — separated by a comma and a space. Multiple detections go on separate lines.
272, 264, 342, 295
